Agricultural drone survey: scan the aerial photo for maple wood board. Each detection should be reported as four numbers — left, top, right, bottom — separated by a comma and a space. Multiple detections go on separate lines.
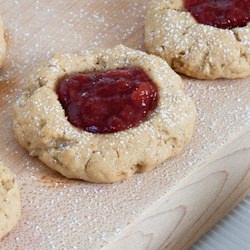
0, 1, 249, 249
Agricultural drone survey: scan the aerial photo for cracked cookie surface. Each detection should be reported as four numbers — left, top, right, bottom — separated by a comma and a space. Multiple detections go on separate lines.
145, 0, 250, 79
13, 45, 196, 183
0, 17, 6, 68
0, 162, 21, 239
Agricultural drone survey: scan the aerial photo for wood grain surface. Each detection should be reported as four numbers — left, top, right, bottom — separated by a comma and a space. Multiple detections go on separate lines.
0, 1, 249, 249
105, 130, 250, 249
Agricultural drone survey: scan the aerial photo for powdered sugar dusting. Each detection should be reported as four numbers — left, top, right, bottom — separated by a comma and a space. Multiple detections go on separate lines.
145, 1, 250, 79
0, 1, 249, 249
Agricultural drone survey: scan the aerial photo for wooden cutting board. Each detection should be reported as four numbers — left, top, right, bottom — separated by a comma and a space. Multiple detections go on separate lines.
0, 1, 249, 249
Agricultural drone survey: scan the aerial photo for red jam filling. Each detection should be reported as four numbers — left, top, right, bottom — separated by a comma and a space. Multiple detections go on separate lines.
184, 0, 250, 29
56, 68, 158, 134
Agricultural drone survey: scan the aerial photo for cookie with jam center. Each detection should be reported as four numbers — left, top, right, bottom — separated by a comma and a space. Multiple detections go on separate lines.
145, 0, 250, 79
13, 45, 196, 183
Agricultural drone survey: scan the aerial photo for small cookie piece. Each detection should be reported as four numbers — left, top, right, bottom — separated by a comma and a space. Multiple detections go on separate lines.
0, 162, 21, 239
13, 45, 196, 183
0, 17, 6, 68
145, 0, 250, 79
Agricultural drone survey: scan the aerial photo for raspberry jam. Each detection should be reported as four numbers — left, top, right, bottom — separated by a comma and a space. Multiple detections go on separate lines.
56, 68, 158, 134
184, 0, 250, 29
